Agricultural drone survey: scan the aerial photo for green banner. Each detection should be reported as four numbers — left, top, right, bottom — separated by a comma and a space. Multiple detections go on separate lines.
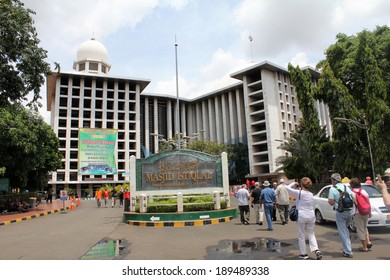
78, 128, 117, 175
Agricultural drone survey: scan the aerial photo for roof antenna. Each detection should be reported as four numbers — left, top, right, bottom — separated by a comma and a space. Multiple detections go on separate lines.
248, 34, 254, 62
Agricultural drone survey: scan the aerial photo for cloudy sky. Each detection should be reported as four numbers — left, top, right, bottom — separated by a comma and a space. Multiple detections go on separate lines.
22, 0, 389, 121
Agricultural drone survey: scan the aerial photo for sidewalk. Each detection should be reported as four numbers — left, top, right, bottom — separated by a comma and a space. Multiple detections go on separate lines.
0, 199, 73, 226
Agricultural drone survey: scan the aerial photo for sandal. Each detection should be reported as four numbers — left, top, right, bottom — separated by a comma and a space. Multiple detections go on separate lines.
359, 247, 369, 252
367, 243, 373, 249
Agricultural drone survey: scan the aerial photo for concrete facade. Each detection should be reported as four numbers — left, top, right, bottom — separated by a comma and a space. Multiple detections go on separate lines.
46, 39, 331, 195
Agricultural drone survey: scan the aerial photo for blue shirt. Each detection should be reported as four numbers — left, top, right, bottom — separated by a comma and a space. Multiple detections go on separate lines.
260, 187, 276, 204
328, 183, 355, 210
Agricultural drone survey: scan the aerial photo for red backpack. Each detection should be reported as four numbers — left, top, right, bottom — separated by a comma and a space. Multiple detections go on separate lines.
352, 188, 371, 216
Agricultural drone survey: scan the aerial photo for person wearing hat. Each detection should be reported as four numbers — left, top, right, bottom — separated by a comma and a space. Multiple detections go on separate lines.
260, 180, 276, 231
365, 176, 373, 185
376, 168, 390, 208
328, 172, 355, 258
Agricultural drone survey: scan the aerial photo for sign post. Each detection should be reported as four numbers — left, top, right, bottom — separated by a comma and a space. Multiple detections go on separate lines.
60, 190, 68, 214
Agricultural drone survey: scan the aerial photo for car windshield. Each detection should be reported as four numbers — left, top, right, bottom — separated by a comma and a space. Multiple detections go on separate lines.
362, 185, 382, 198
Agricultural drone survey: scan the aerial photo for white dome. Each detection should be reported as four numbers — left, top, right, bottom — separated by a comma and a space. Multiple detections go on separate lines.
76, 38, 108, 63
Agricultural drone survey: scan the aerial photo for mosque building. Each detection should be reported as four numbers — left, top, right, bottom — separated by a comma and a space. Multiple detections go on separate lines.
46, 38, 331, 196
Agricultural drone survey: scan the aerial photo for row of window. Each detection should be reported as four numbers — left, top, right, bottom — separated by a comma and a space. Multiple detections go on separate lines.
59, 98, 136, 111
55, 173, 127, 182
60, 76, 135, 91
60, 87, 136, 100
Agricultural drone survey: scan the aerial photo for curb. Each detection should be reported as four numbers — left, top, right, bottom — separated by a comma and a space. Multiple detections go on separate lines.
0, 206, 71, 226
126, 216, 234, 227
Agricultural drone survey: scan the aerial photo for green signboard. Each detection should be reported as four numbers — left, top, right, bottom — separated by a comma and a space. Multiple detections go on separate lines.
78, 128, 117, 175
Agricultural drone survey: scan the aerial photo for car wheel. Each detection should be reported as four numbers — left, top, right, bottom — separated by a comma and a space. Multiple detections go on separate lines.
315, 210, 325, 224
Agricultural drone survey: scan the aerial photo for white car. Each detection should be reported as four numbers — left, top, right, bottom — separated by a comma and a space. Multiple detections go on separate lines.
313, 184, 390, 229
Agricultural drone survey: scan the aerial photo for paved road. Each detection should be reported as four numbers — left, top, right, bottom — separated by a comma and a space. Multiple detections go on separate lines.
0, 199, 389, 260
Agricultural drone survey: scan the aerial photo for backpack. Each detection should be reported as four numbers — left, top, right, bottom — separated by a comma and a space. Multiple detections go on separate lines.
336, 185, 354, 212
352, 188, 371, 216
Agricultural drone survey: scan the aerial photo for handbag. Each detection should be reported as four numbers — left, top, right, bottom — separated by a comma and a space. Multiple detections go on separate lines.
289, 190, 301, 222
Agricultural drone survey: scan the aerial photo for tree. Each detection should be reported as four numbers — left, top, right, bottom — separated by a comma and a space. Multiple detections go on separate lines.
0, 104, 62, 190
316, 26, 390, 176
0, 0, 50, 109
186, 140, 249, 184
276, 65, 333, 183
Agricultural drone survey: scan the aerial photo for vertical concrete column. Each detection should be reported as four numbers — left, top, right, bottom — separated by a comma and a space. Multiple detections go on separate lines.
177, 192, 183, 213
221, 152, 230, 207
140, 194, 147, 213
213, 191, 221, 210
130, 196, 136, 212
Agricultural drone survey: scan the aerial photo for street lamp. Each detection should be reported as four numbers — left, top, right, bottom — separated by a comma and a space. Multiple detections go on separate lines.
334, 117, 375, 182
175, 37, 180, 150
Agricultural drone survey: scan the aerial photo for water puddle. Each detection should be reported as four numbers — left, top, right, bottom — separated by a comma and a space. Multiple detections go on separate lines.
205, 238, 293, 260
81, 239, 125, 260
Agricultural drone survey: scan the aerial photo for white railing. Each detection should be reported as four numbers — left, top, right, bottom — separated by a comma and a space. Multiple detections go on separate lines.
130, 191, 229, 213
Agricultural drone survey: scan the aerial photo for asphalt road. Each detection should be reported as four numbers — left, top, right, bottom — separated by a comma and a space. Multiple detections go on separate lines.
0, 199, 389, 260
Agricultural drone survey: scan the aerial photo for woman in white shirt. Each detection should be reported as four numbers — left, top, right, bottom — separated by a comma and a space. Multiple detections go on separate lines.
287, 177, 322, 260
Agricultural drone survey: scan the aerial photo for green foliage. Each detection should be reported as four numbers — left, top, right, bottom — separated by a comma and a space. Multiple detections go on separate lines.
316, 26, 390, 175
187, 140, 249, 183
276, 65, 333, 183
0, 0, 51, 108
64, 187, 76, 197
143, 194, 227, 213
0, 104, 62, 190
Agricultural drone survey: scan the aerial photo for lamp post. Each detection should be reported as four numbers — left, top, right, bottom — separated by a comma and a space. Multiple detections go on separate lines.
175, 37, 180, 150
334, 117, 375, 182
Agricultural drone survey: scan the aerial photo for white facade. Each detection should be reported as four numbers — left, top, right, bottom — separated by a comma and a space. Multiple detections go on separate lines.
46, 39, 331, 195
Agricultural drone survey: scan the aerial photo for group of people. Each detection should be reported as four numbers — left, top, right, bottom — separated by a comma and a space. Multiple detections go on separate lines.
234, 169, 390, 260
94, 188, 125, 208
235, 179, 290, 230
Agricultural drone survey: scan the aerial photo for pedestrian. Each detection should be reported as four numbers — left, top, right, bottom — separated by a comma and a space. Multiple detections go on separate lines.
103, 189, 109, 207
46, 188, 53, 203
287, 177, 322, 260
124, 188, 131, 211
365, 176, 373, 185
236, 184, 250, 225
260, 181, 276, 231
95, 188, 102, 208
111, 188, 117, 208
251, 182, 263, 225
272, 181, 278, 221
350, 178, 372, 252
328, 172, 355, 258
276, 179, 290, 225
119, 188, 124, 206
376, 168, 390, 208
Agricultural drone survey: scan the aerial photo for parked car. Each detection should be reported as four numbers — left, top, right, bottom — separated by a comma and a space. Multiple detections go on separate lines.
313, 183, 390, 230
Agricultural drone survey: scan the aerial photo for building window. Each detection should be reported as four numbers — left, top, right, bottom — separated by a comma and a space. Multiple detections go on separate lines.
101, 65, 106, 73
89, 63, 98, 71
84, 99, 91, 108
71, 110, 79, 118
58, 129, 66, 138
95, 100, 103, 109
79, 63, 85, 71
71, 98, 79, 108
59, 97, 67, 107
83, 111, 91, 119
70, 130, 78, 138
84, 89, 91, 97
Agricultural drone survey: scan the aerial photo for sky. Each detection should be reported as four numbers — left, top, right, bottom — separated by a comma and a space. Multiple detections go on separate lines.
21, 0, 390, 123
